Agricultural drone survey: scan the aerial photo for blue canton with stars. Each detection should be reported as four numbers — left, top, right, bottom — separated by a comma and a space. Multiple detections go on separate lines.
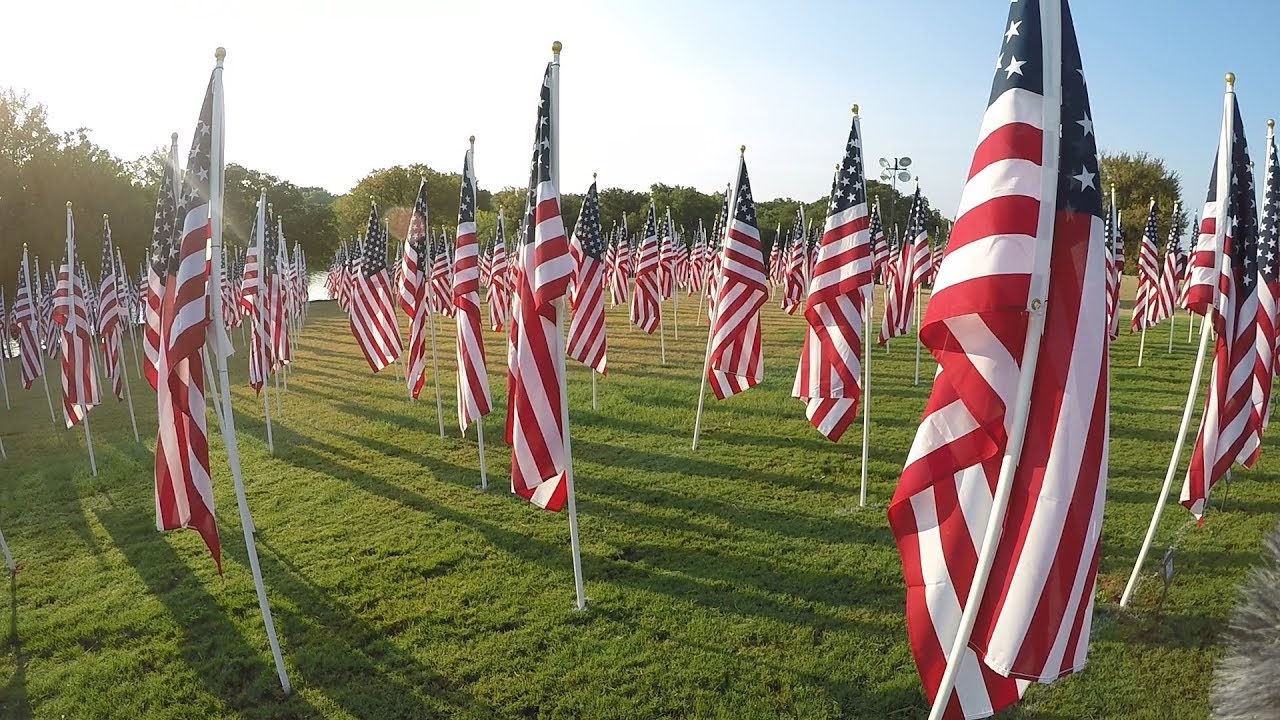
574, 182, 604, 261
732, 159, 757, 230
459, 151, 476, 225
1203, 99, 1259, 292
521, 63, 554, 249
1257, 134, 1280, 286
828, 116, 866, 217
994, 0, 1101, 221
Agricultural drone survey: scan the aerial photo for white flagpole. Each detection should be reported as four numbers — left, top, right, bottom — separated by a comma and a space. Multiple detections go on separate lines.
0, 436, 5, 460
208, 48, 291, 694
120, 339, 140, 444
476, 416, 488, 491
1168, 313, 1176, 353
1121, 74, 1235, 609
927, 4, 1060, 713
39, 350, 56, 426
913, 284, 922, 385
658, 307, 666, 365
0, 336, 10, 410
669, 210, 680, 341
693, 148, 742, 452
861, 134, 872, 506
428, 309, 445, 438
549, 41, 586, 611
0, 520, 13, 573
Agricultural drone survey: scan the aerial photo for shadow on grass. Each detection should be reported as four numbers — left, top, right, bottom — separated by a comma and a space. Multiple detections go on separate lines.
255, 539, 494, 719
0, 576, 31, 720
94, 504, 319, 719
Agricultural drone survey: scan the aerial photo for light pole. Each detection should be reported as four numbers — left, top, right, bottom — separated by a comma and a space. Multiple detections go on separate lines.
878, 156, 914, 228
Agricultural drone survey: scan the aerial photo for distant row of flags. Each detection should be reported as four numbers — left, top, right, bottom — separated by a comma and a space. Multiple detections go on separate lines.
5, 0, 1280, 716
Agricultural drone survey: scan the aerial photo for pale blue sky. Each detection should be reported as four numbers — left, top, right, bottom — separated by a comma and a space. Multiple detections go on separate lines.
3, 0, 1276, 215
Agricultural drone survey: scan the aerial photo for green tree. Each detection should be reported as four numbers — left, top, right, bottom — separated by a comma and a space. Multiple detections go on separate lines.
1099, 151, 1187, 266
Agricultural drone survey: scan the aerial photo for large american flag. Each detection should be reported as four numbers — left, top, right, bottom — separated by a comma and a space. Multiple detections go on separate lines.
1149, 203, 1183, 327
567, 180, 608, 375
1254, 131, 1280, 440
54, 212, 99, 428
1131, 199, 1161, 332
888, 1, 1109, 716
155, 74, 220, 571
13, 246, 42, 390
1182, 89, 1261, 517
781, 208, 807, 314
144, 153, 179, 391
630, 201, 662, 334
348, 202, 403, 372
405, 182, 434, 399
453, 148, 492, 431
97, 216, 124, 400
706, 152, 767, 400
792, 111, 870, 442
506, 62, 574, 511
488, 211, 511, 332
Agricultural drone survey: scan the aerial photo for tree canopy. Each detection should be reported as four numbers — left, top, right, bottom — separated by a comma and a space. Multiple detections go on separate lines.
1100, 151, 1188, 266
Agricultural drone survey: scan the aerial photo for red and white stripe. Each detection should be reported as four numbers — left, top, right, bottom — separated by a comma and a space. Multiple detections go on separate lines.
707, 156, 767, 400
453, 152, 492, 431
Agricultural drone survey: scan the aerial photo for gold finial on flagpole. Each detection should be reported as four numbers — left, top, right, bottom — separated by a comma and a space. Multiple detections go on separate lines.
66, 201, 72, 208
552, 41, 562, 55
469, 135, 475, 145
103, 213, 109, 220
1225, 72, 1235, 88
739, 145, 746, 155
170, 132, 178, 142
1269, 119, 1275, 129
851, 104, 859, 115
215, 47, 226, 61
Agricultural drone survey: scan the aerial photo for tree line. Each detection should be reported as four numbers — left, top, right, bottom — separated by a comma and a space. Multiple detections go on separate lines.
1, 87, 1185, 289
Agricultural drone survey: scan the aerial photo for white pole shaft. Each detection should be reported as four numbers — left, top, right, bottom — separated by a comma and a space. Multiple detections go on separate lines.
860, 288, 872, 507
550, 44, 586, 611
202, 346, 225, 433
262, 387, 274, 455
81, 411, 98, 476
0, 352, 10, 409
1137, 326, 1147, 367
1121, 81, 1234, 609
591, 370, 598, 411
0, 436, 5, 461
120, 341, 140, 443
913, 286, 922, 386
1188, 309, 1195, 342
208, 50, 290, 695
673, 283, 679, 340
1168, 313, 1175, 353
0, 522, 13, 572
428, 311, 445, 438
658, 312, 666, 365
1120, 312, 1212, 607
476, 415, 488, 491
273, 366, 282, 416
40, 362, 56, 427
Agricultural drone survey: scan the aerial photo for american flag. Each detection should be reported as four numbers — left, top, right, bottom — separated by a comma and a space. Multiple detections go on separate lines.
247, 202, 271, 393
270, 215, 292, 369
14, 246, 42, 390
706, 188, 730, 325
905, 185, 933, 292
1149, 203, 1183, 326
1178, 215, 1196, 308
768, 230, 783, 288
220, 248, 239, 332
54, 211, 100, 428
453, 147, 492, 431
399, 181, 430, 318
630, 201, 662, 333
506, 62, 574, 511
607, 225, 628, 306
793, 111, 870, 441
348, 202, 403, 372
155, 73, 219, 571
1254, 131, 1280, 440
707, 151, 767, 400
1105, 197, 1124, 341
405, 184, 434, 399
889, 1, 1109, 716
1182, 87, 1261, 516
488, 211, 511, 332
479, 239, 493, 289
1131, 199, 1161, 332
870, 200, 889, 281
781, 208, 807, 314
144, 153, 179, 391
97, 216, 124, 400
430, 228, 454, 319
567, 179, 608, 375
41, 265, 59, 360
659, 210, 676, 299
880, 197, 924, 345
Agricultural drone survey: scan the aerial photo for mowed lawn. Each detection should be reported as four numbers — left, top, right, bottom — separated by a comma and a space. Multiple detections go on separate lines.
0, 284, 1277, 720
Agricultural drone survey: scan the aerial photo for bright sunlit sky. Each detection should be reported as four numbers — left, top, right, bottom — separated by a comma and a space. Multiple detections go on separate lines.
6, 0, 1280, 217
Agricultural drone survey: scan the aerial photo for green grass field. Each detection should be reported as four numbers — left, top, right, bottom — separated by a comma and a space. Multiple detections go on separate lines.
0, 288, 1275, 719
